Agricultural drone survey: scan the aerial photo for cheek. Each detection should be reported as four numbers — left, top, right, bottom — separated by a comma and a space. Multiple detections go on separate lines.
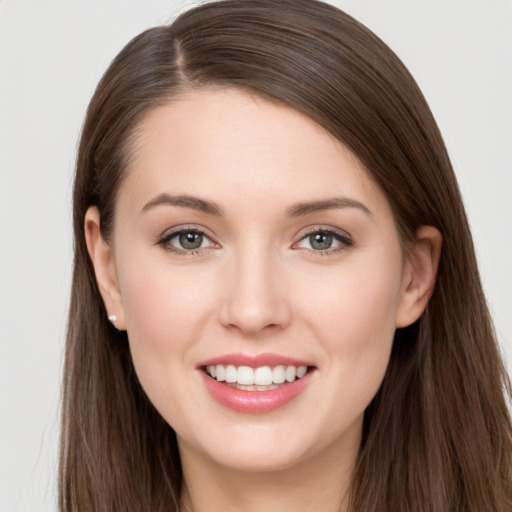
119, 252, 214, 340
332, 273, 398, 345
307, 266, 400, 329
115, 256, 223, 430
294, 260, 402, 443
115, 252, 218, 391
298, 251, 403, 387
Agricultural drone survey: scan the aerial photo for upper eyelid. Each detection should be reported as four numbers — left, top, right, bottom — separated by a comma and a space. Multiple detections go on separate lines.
157, 225, 216, 242
295, 225, 352, 241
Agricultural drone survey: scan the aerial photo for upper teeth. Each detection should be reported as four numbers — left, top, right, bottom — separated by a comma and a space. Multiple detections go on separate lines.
206, 364, 308, 386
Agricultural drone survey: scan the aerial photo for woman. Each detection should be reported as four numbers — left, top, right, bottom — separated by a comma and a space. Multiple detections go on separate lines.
60, 0, 512, 510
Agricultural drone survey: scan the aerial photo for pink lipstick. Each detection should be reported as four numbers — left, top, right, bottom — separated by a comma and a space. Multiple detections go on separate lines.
197, 353, 315, 413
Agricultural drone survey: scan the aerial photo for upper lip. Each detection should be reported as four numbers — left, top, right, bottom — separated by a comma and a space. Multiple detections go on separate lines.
197, 353, 313, 369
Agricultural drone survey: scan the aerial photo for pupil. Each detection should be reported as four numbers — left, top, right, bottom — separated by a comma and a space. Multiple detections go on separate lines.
179, 232, 203, 250
310, 233, 332, 250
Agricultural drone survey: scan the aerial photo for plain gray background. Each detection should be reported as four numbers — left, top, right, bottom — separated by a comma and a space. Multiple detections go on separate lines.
1, 1, 511, 510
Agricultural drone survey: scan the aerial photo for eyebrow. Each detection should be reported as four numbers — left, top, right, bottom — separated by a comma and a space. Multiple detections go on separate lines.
141, 193, 224, 216
285, 197, 373, 218
141, 193, 372, 219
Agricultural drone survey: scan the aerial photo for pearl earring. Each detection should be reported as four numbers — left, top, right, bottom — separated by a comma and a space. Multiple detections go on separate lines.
108, 314, 117, 323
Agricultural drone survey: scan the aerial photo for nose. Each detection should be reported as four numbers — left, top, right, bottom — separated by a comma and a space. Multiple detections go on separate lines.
219, 246, 291, 336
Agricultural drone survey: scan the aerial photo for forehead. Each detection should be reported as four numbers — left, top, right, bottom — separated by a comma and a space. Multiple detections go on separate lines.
119, 88, 390, 218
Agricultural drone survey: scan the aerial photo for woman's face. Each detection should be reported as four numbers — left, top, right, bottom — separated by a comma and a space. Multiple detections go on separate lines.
97, 88, 419, 473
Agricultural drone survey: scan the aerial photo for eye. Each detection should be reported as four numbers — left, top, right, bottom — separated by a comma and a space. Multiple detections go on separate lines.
175, 231, 207, 250
294, 228, 353, 253
158, 228, 217, 254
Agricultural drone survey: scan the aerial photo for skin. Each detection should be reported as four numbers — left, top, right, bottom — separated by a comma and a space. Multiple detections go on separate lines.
86, 88, 441, 512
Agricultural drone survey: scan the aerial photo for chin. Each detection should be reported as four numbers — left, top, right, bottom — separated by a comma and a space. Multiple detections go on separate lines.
201, 438, 313, 473
176, 411, 362, 476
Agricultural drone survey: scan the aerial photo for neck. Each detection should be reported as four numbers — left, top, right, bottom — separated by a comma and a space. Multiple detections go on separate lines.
178, 428, 360, 512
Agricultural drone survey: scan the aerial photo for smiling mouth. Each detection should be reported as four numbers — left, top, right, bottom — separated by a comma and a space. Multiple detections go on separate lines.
203, 364, 311, 392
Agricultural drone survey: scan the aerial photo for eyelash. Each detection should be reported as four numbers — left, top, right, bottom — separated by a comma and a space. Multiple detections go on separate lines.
156, 226, 217, 256
293, 227, 353, 257
156, 226, 353, 257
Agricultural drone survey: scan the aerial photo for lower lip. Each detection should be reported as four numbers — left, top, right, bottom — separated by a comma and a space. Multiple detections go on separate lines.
199, 369, 314, 413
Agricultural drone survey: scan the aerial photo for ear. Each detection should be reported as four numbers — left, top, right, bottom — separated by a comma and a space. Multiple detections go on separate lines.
395, 225, 442, 328
84, 206, 126, 330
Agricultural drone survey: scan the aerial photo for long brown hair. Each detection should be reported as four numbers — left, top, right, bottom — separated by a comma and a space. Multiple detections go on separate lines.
60, 1, 512, 510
